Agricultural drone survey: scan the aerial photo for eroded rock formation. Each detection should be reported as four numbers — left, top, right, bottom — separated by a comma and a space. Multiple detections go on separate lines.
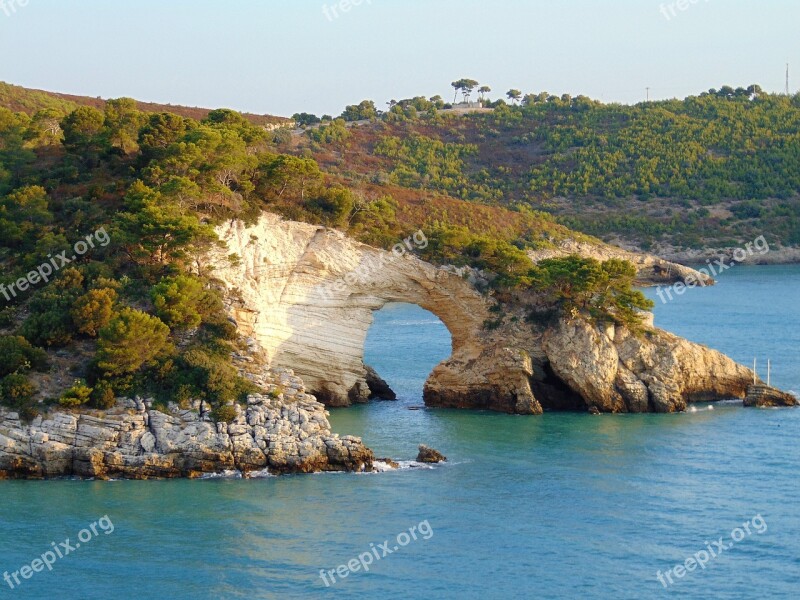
212, 213, 771, 415
213, 214, 491, 407
0, 370, 373, 479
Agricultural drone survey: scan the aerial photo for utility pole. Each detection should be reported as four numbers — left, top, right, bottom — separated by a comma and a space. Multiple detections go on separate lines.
646, 87, 650, 102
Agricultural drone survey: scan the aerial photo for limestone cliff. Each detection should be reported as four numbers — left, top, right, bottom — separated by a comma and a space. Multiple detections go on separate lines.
212, 214, 491, 407
0, 369, 373, 479
211, 213, 786, 415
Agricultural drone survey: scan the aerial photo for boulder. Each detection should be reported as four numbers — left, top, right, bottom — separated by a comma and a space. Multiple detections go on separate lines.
744, 384, 799, 408
417, 445, 446, 463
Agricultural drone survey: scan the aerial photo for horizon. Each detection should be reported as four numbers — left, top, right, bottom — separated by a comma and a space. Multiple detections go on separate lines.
0, 0, 798, 117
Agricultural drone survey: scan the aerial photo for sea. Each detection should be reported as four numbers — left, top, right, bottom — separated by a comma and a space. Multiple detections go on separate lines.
0, 265, 798, 599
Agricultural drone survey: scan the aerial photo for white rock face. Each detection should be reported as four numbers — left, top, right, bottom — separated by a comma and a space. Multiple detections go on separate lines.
541, 319, 755, 413
209, 213, 766, 415
213, 214, 491, 406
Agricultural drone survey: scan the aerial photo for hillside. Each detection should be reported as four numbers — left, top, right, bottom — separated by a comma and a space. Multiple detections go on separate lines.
1, 84, 650, 422
292, 88, 800, 257
0, 81, 291, 128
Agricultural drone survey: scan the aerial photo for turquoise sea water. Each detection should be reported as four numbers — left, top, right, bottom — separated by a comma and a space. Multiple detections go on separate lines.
1, 265, 798, 599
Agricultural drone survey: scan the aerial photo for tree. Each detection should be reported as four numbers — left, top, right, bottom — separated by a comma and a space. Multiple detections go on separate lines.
451, 79, 479, 104
292, 112, 321, 127
479, 85, 492, 102
21, 268, 85, 347
138, 112, 189, 160
28, 109, 63, 146
96, 308, 171, 376
151, 274, 221, 330
259, 155, 323, 201
507, 89, 522, 105
341, 100, 377, 122
71, 288, 117, 337
451, 80, 463, 103
115, 181, 218, 265
529, 256, 654, 326
61, 106, 105, 161
103, 98, 144, 155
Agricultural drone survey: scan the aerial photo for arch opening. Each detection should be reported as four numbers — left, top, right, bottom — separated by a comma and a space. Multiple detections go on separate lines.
363, 303, 453, 404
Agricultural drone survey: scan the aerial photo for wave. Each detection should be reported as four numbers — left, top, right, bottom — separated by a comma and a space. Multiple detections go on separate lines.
199, 468, 275, 479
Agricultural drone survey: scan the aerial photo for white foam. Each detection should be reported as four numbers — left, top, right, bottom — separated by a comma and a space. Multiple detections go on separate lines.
246, 468, 275, 478
200, 469, 242, 479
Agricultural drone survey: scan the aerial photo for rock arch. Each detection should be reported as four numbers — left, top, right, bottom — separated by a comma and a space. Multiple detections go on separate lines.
213, 214, 765, 415
213, 214, 528, 409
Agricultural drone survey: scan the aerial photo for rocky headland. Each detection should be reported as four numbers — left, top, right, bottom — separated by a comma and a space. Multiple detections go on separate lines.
1, 213, 795, 479
213, 213, 794, 415
0, 369, 373, 480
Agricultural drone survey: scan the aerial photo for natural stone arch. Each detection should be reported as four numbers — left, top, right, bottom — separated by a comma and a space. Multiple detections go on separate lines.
212, 214, 762, 416
212, 214, 520, 408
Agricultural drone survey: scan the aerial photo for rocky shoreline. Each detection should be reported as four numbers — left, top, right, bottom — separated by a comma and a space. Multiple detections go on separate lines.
0, 369, 374, 480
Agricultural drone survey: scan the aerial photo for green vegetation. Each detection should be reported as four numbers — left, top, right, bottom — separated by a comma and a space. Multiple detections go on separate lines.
59, 379, 93, 407
528, 256, 654, 327
0, 335, 48, 417
302, 84, 800, 249
0, 93, 356, 417
96, 308, 172, 376
4, 80, 790, 417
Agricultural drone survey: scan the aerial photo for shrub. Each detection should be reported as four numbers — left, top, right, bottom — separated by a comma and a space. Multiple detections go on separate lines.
59, 379, 93, 407
89, 380, 116, 409
0, 373, 37, 409
211, 403, 237, 424
71, 288, 117, 336
21, 268, 85, 347
96, 308, 171, 376
0, 335, 48, 378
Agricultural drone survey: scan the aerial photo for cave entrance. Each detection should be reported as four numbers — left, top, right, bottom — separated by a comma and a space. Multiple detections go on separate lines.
363, 303, 452, 403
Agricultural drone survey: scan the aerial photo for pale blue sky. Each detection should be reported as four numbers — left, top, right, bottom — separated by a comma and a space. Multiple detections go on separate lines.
1, 0, 798, 117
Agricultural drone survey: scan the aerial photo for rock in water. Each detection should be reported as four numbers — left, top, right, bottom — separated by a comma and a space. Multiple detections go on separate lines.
364, 365, 397, 400
744, 384, 799, 408
417, 445, 446, 463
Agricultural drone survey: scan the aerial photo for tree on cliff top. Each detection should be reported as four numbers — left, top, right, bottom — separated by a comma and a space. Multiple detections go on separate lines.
529, 255, 654, 327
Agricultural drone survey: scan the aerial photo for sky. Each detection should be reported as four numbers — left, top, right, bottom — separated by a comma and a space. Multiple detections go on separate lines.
0, 0, 799, 118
